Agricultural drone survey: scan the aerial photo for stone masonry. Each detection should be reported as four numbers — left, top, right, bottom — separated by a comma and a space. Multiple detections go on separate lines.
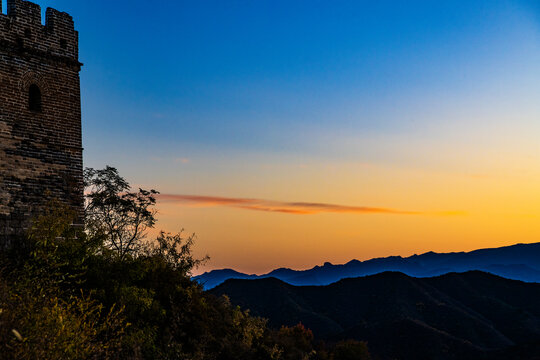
0, 0, 83, 243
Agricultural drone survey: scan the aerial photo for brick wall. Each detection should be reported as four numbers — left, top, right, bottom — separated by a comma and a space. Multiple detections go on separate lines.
0, 0, 83, 243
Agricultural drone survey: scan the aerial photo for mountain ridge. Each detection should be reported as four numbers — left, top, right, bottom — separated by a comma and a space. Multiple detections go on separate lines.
195, 242, 540, 289
211, 270, 540, 360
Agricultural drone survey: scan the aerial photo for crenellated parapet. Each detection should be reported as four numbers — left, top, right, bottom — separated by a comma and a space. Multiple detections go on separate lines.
0, 0, 83, 244
0, 0, 79, 66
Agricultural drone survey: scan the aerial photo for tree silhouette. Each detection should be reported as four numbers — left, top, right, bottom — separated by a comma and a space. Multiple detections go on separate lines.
84, 166, 159, 260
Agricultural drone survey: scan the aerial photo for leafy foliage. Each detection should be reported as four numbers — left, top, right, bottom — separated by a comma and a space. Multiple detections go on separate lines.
0, 166, 371, 360
273, 324, 316, 360
0, 284, 126, 360
84, 166, 159, 260
332, 340, 371, 360
144, 230, 209, 276
0, 201, 127, 360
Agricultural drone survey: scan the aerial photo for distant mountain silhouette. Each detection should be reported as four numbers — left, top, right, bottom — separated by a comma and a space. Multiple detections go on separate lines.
211, 271, 540, 360
195, 242, 540, 289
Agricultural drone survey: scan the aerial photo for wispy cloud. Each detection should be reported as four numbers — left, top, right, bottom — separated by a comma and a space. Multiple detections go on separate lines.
158, 194, 462, 216
174, 157, 190, 164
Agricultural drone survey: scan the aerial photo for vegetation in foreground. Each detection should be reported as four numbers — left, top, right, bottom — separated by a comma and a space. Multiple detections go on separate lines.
0, 167, 370, 360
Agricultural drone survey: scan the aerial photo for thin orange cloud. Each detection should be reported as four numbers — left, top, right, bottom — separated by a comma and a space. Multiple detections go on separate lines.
157, 194, 461, 216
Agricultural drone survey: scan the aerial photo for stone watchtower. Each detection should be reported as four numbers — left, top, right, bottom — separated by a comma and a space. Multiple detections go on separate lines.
0, 0, 83, 243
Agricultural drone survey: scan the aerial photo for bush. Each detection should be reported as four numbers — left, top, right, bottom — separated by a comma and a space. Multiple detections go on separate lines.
0, 280, 126, 360
332, 340, 371, 360
0, 167, 371, 360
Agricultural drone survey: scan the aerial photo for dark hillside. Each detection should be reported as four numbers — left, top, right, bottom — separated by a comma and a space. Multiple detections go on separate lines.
212, 271, 540, 360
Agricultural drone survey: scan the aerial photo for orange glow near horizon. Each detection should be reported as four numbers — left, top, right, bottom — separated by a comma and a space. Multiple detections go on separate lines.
75, 0, 540, 278
146, 155, 540, 276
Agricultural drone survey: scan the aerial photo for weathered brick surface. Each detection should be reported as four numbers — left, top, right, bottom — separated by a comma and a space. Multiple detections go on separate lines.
0, 0, 83, 243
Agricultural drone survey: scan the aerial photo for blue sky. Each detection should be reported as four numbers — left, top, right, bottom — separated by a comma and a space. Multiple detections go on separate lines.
4, 0, 539, 272
10, 0, 538, 163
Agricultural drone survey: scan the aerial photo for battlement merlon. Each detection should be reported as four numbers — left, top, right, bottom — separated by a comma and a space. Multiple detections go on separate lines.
7, 0, 41, 24
0, 0, 80, 64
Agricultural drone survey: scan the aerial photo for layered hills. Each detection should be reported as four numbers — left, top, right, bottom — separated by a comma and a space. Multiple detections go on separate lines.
195, 242, 540, 289
211, 271, 540, 360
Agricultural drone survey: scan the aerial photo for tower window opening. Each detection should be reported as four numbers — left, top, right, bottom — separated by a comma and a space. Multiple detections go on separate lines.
28, 84, 42, 112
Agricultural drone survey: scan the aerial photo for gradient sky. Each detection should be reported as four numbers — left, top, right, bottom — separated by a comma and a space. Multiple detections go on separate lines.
9, 0, 540, 274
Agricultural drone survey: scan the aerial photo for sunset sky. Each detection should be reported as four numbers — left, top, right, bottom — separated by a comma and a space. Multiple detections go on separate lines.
18, 0, 540, 274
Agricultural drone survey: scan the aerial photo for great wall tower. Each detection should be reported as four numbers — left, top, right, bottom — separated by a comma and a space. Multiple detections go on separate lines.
0, 0, 83, 243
